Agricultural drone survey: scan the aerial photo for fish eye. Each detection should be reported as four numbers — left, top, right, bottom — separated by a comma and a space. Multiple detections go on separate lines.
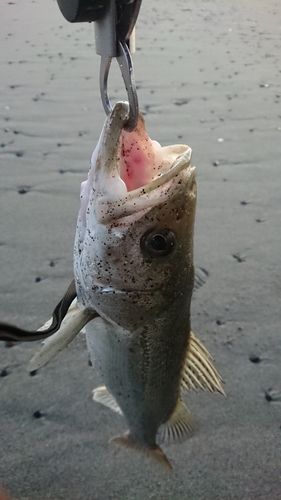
140, 229, 176, 257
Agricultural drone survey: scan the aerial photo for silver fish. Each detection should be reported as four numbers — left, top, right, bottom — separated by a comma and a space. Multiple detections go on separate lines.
29, 101, 224, 470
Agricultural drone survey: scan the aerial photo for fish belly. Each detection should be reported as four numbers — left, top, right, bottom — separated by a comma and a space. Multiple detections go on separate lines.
85, 302, 191, 448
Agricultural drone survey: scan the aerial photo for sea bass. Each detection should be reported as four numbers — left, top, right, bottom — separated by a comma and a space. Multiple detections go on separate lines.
29, 101, 224, 470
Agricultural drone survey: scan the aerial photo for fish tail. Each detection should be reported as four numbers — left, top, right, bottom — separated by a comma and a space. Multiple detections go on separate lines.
109, 433, 172, 472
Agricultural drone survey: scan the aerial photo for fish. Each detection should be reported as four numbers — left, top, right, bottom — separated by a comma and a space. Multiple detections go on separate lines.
27, 101, 224, 470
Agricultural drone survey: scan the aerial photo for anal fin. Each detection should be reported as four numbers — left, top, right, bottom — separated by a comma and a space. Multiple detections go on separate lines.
93, 385, 123, 415
157, 399, 197, 445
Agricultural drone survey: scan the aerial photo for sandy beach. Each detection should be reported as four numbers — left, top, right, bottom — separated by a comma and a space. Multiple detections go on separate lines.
1, 0, 281, 498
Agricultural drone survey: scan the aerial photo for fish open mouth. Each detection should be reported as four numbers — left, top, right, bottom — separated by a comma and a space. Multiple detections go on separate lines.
86, 101, 195, 225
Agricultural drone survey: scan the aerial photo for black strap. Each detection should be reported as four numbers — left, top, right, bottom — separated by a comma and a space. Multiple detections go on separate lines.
0, 280, 77, 342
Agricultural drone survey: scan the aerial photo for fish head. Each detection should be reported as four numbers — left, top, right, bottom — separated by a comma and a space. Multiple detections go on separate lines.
74, 101, 196, 329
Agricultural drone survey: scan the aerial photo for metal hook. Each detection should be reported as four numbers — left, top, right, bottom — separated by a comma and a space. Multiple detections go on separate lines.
100, 39, 139, 132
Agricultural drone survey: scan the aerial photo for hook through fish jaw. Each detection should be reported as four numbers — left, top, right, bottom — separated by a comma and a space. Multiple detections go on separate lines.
99, 39, 139, 132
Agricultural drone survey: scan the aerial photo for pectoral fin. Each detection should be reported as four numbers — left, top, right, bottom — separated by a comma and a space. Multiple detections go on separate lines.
156, 399, 197, 445
181, 331, 225, 395
28, 300, 97, 371
93, 385, 123, 415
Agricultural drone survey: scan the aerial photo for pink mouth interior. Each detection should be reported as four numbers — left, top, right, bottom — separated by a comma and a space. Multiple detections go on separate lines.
120, 115, 162, 192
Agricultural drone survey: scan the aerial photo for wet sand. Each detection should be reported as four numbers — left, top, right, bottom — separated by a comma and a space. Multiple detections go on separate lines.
0, 0, 281, 498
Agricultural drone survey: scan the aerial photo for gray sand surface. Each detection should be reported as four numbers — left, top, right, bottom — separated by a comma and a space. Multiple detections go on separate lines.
1, 0, 281, 499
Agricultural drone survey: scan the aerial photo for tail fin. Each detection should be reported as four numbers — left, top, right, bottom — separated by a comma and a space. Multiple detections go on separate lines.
109, 433, 172, 472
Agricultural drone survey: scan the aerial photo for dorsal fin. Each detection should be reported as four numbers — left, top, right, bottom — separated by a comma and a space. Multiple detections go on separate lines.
181, 331, 225, 395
